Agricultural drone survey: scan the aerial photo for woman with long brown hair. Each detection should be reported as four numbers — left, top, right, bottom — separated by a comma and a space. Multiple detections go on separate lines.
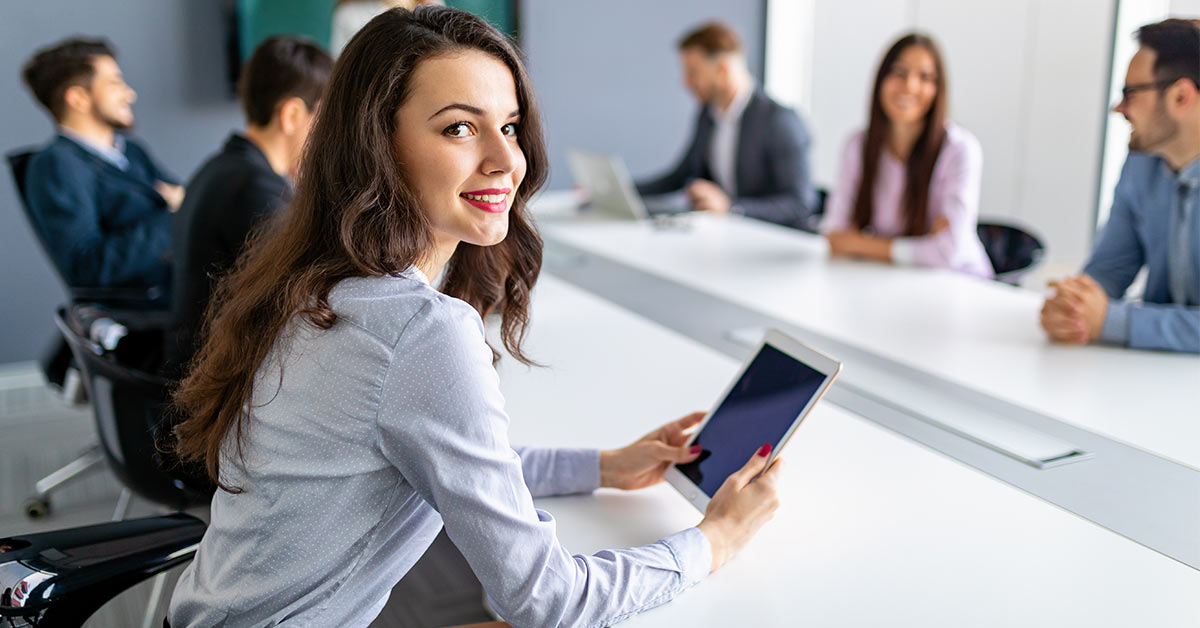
821, 33, 993, 278
166, 7, 781, 627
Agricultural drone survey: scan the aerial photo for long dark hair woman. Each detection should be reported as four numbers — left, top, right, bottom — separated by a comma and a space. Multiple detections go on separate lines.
821, 33, 993, 278
166, 7, 782, 627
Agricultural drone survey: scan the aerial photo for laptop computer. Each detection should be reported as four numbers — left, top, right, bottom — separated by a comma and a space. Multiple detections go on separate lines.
565, 149, 691, 220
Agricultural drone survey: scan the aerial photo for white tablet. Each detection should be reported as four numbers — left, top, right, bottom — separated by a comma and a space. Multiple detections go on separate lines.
665, 329, 842, 512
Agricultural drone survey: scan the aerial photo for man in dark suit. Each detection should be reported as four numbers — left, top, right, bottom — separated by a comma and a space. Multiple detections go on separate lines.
637, 22, 818, 230
20, 38, 184, 291
166, 36, 332, 373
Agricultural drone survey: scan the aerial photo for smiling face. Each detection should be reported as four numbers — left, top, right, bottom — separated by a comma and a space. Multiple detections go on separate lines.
879, 44, 939, 127
1114, 47, 1179, 153
393, 49, 525, 263
84, 55, 136, 129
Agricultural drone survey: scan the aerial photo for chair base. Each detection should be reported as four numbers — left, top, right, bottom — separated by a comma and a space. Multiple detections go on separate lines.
25, 445, 107, 519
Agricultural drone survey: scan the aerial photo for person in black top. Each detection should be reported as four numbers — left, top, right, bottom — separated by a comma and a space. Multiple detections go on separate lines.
167, 36, 332, 374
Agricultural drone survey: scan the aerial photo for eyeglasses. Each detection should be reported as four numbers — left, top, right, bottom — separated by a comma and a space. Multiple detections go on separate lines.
1118, 80, 1177, 103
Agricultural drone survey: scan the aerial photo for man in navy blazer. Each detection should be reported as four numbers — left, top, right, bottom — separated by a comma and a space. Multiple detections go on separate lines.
1040, 19, 1199, 353
637, 22, 818, 231
20, 37, 183, 292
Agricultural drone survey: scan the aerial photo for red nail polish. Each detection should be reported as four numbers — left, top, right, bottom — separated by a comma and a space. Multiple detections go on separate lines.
757, 444, 772, 458
690, 445, 702, 454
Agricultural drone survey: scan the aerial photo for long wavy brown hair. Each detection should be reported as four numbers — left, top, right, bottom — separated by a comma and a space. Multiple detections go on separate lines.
172, 6, 547, 492
852, 33, 948, 236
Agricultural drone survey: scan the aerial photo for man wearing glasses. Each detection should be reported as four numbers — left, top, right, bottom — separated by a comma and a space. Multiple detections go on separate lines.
1040, 18, 1200, 353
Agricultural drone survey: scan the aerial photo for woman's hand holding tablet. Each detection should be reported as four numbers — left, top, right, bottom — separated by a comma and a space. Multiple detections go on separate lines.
598, 411, 707, 490
665, 330, 841, 511
696, 445, 786, 572
596, 330, 838, 574
597, 411, 785, 573
663, 329, 841, 570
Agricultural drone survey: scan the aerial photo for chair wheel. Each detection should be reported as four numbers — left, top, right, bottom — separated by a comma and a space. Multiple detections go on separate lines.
24, 496, 51, 519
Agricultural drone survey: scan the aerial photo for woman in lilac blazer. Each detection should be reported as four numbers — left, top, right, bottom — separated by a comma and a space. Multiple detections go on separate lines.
821, 33, 993, 278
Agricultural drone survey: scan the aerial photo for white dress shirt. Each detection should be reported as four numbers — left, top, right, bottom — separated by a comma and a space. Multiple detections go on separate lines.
708, 84, 754, 197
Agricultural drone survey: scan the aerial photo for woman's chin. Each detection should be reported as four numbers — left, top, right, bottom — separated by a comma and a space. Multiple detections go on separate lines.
467, 225, 509, 248
885, 106, 928, 126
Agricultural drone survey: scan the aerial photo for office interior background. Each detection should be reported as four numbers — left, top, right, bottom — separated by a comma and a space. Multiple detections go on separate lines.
1, 0, 1198, 626
1, 0, 1195, 364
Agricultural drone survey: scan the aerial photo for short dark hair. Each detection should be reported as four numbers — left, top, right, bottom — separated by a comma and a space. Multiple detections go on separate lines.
21, 37, 116, 121
678, 21, 742, 57
1136, 18, 1200, 88
238, 36, 333, 127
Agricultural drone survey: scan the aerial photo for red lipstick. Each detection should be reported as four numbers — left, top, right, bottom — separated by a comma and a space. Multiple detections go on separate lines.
459, 188, 511, 213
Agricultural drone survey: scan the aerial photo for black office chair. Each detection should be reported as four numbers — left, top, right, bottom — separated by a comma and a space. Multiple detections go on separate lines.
1, 306, 217, 626
8, 149, 171, 518
53, 305, 213, 510
976, 221, 1046, 286
0, 513, 205, 627
0, 306, 212, 626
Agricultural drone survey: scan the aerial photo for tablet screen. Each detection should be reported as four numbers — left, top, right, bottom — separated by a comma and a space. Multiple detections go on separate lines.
676, 343, 828, 497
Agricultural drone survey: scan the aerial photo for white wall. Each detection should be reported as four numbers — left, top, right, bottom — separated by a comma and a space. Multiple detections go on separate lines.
771, 0, 1117, 268
764, 0, 813, 111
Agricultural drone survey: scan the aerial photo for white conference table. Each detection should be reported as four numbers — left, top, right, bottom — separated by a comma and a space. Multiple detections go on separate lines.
497, 275, 1200, 627
536, 211, 1200, 472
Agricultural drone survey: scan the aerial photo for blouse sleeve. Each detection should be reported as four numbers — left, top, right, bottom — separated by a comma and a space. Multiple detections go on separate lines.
891, 129, 986, 273
375, 297, 711, 627
819, 133, 863, 234
512, 446, 600, 498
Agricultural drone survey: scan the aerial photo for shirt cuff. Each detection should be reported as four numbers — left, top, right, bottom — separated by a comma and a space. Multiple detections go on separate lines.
555, 448, 602, 495
890, 238, 917, 266
660, 527, 712, 589
1099, 300, 1131, 346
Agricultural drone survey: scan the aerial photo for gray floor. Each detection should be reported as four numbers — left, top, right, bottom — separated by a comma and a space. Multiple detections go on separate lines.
0, 380, 493, 627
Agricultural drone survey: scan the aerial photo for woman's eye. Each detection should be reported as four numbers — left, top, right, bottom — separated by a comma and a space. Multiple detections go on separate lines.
501, 123, 518, 137
444, 122, 473, 137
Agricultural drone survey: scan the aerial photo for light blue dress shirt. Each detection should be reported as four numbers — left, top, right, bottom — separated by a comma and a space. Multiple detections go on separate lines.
1085, 153, 1200, 353
167, 268, 711, 627
57, 127, 129, 171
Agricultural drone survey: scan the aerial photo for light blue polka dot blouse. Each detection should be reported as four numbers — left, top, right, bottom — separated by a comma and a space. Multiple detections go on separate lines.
167, 268, 711, 627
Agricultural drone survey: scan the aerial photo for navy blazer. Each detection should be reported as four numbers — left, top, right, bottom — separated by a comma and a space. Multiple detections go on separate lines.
23, 134, 174, 289
167, 134, 291, 371
637, 89, 818, 230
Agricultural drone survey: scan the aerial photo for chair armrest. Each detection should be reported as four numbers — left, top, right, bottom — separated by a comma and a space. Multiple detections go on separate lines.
0, 514, 205, 621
